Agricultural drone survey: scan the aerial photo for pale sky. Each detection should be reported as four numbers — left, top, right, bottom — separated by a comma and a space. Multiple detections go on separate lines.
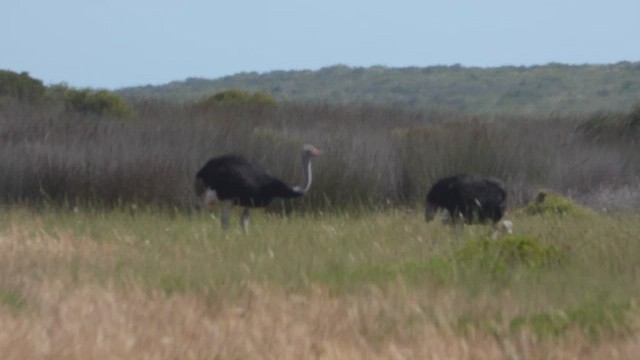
3, 0, 639, 89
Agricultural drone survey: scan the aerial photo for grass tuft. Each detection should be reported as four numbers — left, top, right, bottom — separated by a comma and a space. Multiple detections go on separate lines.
456, 235, 566, 272
510, 299, 635, 340
0, 288, 27, 314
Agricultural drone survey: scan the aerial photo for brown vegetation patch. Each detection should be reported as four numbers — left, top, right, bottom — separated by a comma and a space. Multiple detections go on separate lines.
0, 282, 638, 359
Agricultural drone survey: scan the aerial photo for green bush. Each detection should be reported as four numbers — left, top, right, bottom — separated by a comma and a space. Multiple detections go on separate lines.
64, 89, 132, 117
194, 89, 277, 108
0, 70, 46, 102
456, 235, 565, 273
521, 190, 594, 217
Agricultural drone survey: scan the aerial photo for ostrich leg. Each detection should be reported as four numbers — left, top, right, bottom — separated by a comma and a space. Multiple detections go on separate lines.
221, 201, 232, 229
241, 208, 250, 233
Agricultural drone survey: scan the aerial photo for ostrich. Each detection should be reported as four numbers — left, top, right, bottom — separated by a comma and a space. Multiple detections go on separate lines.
425, 175, 511, 235
195, 144, 321, 232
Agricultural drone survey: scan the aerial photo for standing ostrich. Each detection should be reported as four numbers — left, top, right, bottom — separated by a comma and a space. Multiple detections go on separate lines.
425, 175, 509, 228
195, 144, 321, 232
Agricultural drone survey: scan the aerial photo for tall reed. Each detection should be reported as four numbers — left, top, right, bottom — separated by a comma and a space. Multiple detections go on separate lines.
1, 99, 638, 211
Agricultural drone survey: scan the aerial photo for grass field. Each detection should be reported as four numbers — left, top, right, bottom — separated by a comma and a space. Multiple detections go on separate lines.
3, 77, 640, 359
0, 203, 639, 359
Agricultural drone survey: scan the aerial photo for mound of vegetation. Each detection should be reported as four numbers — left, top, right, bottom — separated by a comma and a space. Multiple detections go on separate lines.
313, 235, 566, 291
0, 70, 46, 103
192, 89, 277, 109
456, 235, 566, 274
521, 190, 595, 217
64, 88, 132, 117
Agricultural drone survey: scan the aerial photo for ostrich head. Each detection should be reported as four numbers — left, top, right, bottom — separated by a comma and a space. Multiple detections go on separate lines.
303, 144, 322, 158
439, 209, 452, 224
497, 220, 513, 235
491, 219, 513, 240
195, 177, 219, 210
293, 144, 321, 194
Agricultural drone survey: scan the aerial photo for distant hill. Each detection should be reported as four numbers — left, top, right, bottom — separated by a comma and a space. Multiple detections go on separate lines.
117, 62, 640, 115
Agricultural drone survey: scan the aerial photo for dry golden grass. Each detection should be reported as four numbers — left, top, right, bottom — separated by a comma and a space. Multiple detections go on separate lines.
1, 282, 640, 359
0, 208, 639, 359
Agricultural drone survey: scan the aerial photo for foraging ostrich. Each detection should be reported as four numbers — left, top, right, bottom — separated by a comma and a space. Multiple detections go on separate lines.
195, 144, 321, 232
425, 175, 508, 226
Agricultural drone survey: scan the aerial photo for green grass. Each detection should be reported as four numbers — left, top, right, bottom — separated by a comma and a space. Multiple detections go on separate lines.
509, 298, 636, 340
1, 205, 639, 341
0, 287, 26, 314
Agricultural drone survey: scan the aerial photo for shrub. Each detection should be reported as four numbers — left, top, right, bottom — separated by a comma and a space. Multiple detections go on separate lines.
0, 70, 46, 103
194, 89, 277, 108
64, 89, 133, 117
521, 190, 594, 217
455, 235, 565, 274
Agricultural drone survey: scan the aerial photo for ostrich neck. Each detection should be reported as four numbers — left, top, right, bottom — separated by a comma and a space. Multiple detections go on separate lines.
295, 154, 313, 194
302, 154, 313, 193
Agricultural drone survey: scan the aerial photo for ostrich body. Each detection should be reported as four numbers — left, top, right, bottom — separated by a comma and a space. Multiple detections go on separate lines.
195, 144, 321, 231
425, 174, 507, 225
